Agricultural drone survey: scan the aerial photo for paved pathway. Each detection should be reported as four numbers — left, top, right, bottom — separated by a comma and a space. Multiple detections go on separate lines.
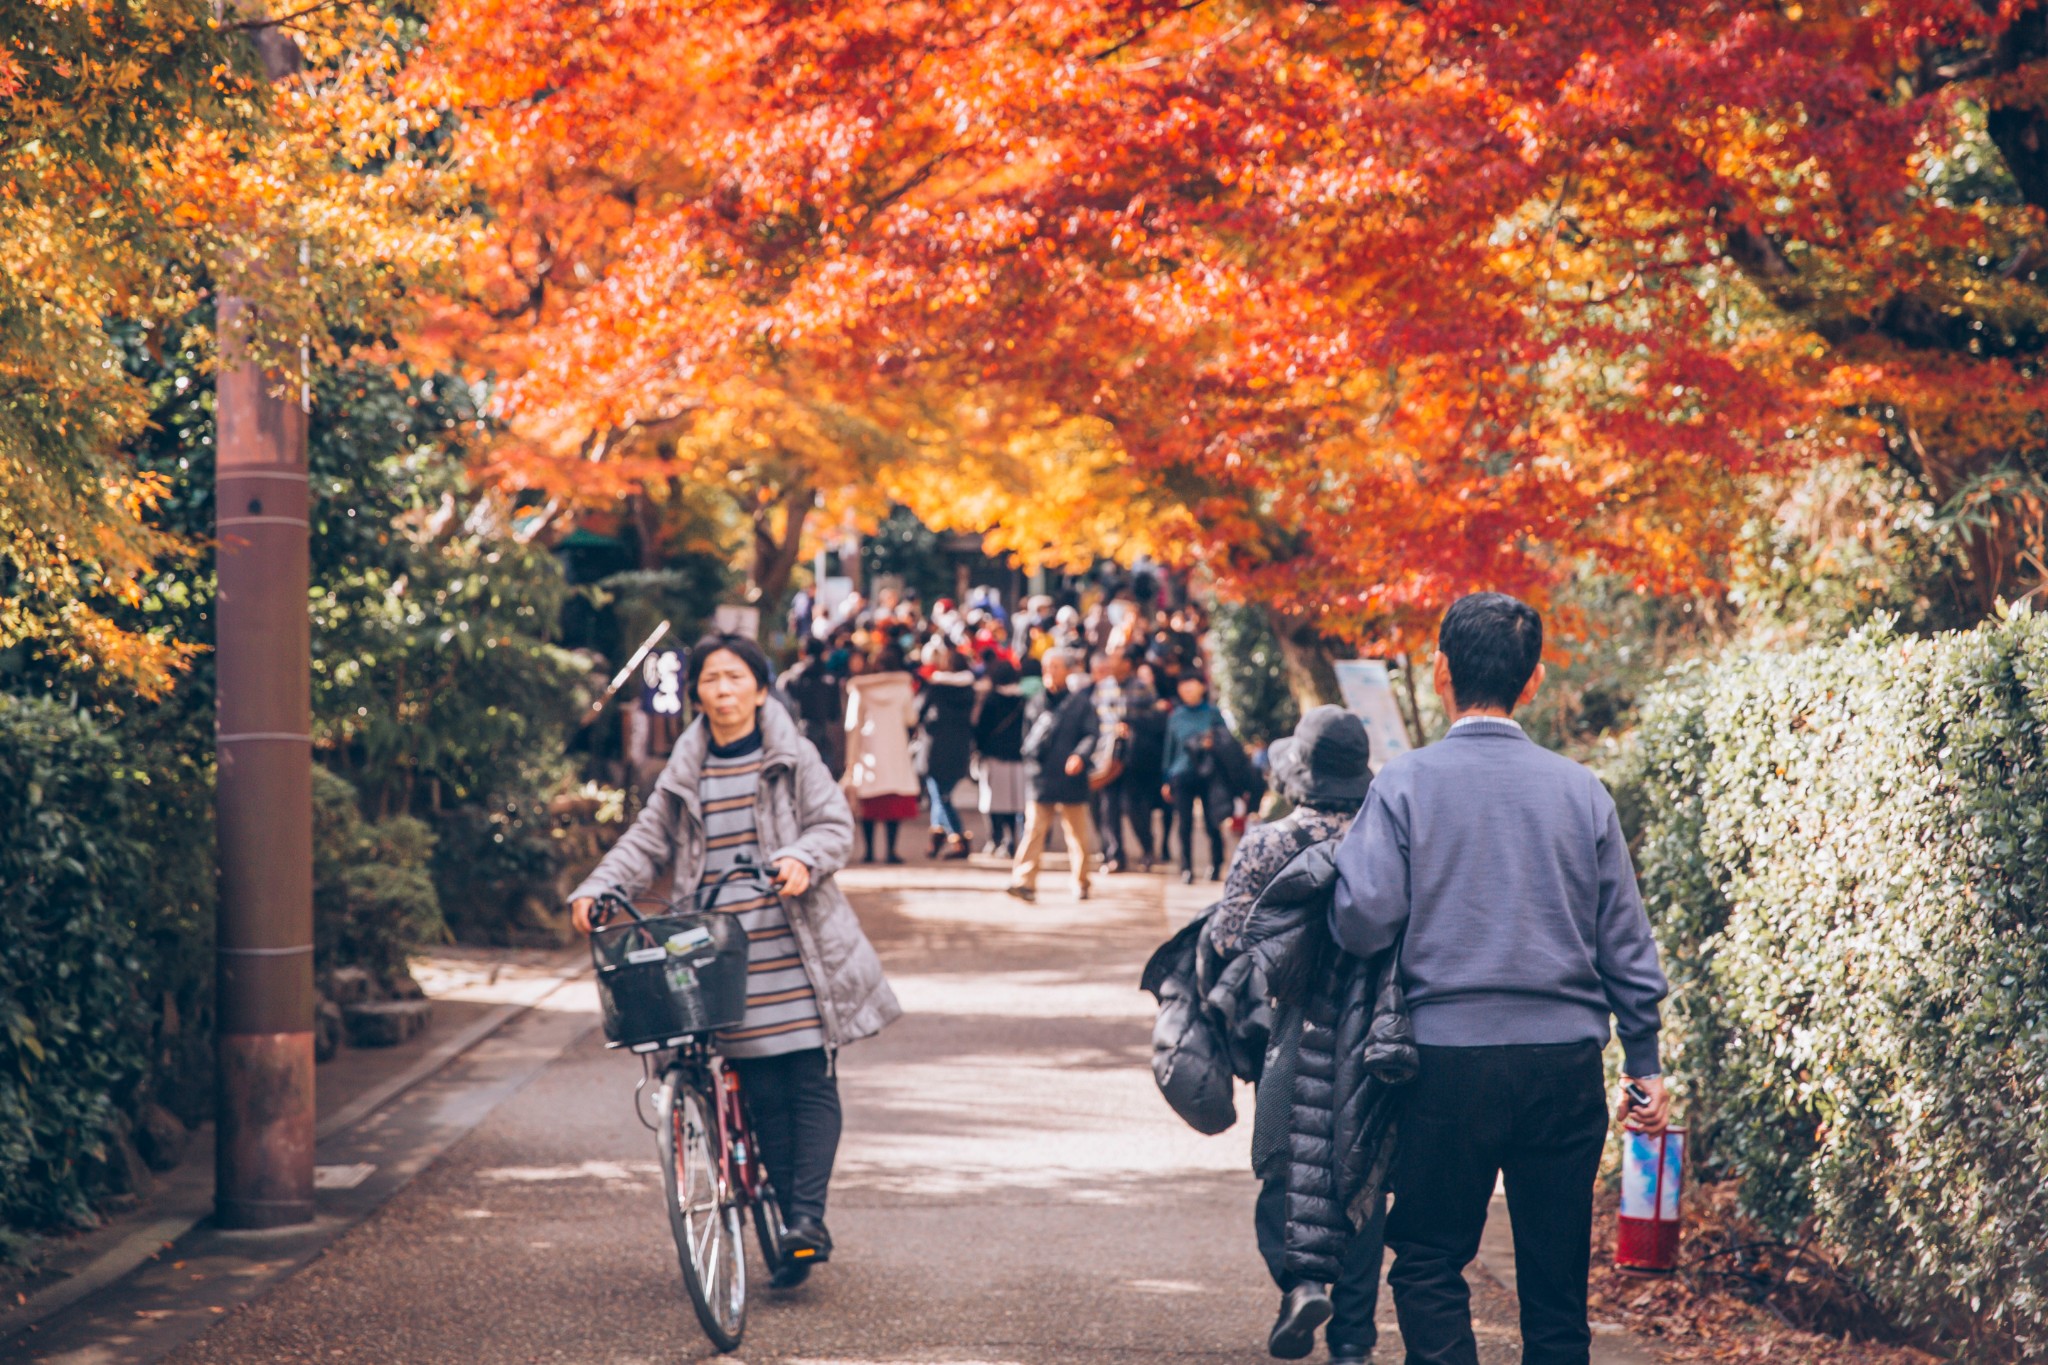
142, 858, 1631, 1364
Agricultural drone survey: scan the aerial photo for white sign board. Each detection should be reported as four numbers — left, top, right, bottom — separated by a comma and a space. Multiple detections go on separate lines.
714, 603, 761, 640
1332, 659, 1412, 773
817, 576, 855, 615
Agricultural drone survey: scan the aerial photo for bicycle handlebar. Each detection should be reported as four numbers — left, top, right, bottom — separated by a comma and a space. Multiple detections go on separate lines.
586, 855, 784, 930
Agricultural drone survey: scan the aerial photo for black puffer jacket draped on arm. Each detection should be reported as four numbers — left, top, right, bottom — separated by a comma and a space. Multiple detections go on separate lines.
1206, 839, 1417, 1283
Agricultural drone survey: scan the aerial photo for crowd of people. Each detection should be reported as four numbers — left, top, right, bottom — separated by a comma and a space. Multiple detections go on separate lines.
775, 583, 1268, 889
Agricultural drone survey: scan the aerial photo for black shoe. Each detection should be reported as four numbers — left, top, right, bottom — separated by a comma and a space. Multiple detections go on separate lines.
1179, 868, 1195, 884
1326, 1345, 1372, 1365
1005, 884, 1037, 903
885, 852, 906, 865
769, 1260, 812, 1289
782, 1214, 832, 1266
1267, 1284, 1332, 1360
1077, 886, 1091, 901
1209, 868, 1224, 883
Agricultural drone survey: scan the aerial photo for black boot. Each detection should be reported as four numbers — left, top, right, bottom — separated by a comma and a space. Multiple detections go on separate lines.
1267, 1284, 1332, 1360
782, 1214, 833, 1265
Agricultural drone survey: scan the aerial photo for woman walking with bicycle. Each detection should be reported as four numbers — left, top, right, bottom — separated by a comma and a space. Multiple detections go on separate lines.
571, 635, 901, 1297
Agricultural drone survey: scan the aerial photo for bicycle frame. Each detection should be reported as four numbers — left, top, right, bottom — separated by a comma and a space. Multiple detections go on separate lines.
668, 1038, 768, 1214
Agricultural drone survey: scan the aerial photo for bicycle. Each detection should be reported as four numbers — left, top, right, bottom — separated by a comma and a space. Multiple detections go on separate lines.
589, 859, 805, 1353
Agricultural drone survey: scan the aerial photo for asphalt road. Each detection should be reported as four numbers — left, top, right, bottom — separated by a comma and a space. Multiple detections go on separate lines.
156, 859, 1545, 1364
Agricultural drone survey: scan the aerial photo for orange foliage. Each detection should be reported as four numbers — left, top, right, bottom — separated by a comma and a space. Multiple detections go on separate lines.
416, 0, 2048, 648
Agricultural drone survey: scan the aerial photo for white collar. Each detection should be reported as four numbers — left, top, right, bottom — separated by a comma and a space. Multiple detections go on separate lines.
1449, 714, 1523, 732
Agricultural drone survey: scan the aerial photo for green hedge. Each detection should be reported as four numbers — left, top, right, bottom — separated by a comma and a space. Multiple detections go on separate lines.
1626, 611, 2048, 1355
313, 767, 444, 992
0, 697, 152, 1230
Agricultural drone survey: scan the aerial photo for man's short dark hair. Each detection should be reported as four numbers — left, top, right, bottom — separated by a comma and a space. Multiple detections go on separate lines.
687, 633, 774, 701
1438, 593, 1543, 712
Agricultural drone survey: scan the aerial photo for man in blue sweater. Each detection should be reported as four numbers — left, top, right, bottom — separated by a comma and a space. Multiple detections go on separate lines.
1331, 593, 1671, 1365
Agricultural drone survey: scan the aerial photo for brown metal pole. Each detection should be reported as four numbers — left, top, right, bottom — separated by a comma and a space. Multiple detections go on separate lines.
213, 295, 316, 1229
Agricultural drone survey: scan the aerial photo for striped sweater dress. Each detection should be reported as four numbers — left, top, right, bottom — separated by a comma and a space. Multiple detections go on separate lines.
699, 730, 827, 1058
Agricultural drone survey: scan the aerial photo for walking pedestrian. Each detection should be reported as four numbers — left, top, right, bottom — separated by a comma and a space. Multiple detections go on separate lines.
844, 644, 919, 865
570, 635, 902, 1285
1164, 672, 1231, 883
1206, 707, 1388, 1363
1005, 648, 1100, 903
971, 655, 1029, 857
1115, 647, 1165, 872
780, 635, 847, 778
915, 641, 977, 860
1088, 650, 1131, 872
1332, 592, 1672, 1365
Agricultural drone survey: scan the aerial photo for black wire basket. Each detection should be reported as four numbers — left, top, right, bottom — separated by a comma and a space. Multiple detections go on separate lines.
590, 902, 749, 1051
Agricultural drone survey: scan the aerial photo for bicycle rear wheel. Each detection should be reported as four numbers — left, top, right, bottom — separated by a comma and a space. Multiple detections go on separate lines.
753, 1175, 806, 1287
658, 1070, 746, 1351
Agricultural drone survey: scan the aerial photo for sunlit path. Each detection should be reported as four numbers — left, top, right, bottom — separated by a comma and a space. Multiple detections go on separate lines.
157, 858, 1554, 1364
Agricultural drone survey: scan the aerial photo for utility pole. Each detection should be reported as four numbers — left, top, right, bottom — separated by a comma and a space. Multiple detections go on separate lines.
214, 19, 315, 1230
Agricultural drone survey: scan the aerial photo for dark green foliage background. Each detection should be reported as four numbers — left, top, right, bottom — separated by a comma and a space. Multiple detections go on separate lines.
0, 697, 152, 1232
1208, 601, 1300, 746
0, 335, 587, 1237
1623, 612, 2048, 1355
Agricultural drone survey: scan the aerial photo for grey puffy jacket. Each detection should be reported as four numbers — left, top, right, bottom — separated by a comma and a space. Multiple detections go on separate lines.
570, 701, 902, 1051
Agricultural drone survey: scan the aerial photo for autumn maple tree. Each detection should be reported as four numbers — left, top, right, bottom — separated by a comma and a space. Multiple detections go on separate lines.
0, 0, 456, 692
416, 0, 2048, 665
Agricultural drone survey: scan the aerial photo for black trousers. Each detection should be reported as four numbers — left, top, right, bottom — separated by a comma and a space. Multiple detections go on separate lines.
728, 1048, 842, 1224
1385, 1042, 1608, 1365
1118, 775, 1158, 863
1092, 781, 1128, 866
1171, 779, 1227, 875
1255, 1178, 1386, 1352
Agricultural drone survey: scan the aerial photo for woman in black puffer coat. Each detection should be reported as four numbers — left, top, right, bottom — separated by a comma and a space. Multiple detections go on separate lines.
1202, 708, 1414, 1365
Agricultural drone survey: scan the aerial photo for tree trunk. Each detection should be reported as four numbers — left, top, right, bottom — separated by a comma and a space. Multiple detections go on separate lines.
1392, 653, 1429, 750
628, 492, 664, 570
1265, 608, 1344, 710
749, 484, 811, 610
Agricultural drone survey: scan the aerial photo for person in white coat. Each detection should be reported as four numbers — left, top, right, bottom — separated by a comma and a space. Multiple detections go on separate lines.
843, 644, 919, 864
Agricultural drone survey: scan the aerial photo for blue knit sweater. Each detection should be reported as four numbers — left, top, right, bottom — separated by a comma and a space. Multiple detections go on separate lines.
1329, 720, 1669, 1076
1163, 701, 1223, 786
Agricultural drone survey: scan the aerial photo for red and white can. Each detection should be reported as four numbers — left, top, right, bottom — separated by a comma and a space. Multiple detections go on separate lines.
1615, 1126, 1685, 1275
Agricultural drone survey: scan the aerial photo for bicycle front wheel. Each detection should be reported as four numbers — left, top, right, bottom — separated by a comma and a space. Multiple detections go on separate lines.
658, 1071, 747, 1351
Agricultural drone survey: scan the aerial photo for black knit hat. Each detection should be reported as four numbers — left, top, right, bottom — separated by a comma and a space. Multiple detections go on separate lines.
1293, 705, 1373, 809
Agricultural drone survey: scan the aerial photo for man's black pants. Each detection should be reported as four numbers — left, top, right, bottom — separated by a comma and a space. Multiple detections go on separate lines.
729, 1048, 841, 1223
1385, 1042, 1608, 1365
1171, 780, 1226, 876
1255, 1178, 1386, 1353
1118, 775, 1158, 864
1092, 781, 1128, 867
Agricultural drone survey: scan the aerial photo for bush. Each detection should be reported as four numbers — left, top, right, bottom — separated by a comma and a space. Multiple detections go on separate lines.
0, 697, 152, 1230
1624, 610, 2048, 1356
313, 768, 445, 993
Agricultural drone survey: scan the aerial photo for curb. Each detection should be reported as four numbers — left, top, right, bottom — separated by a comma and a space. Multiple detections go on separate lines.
0, 957, 588, 1345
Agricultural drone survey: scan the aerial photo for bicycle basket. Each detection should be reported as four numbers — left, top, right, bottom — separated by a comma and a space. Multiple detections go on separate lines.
591, 909, 749, 1051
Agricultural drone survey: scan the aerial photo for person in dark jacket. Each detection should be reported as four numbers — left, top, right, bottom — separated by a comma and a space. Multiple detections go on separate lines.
971, 656, 1029, 857
1006, 648, 1100, 903
1116, 646, 1166, 871
1207, 707, 1389, 1363
1163, 673, 1232, 883
779, 635, 847, 777
916, 642, 978, 860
